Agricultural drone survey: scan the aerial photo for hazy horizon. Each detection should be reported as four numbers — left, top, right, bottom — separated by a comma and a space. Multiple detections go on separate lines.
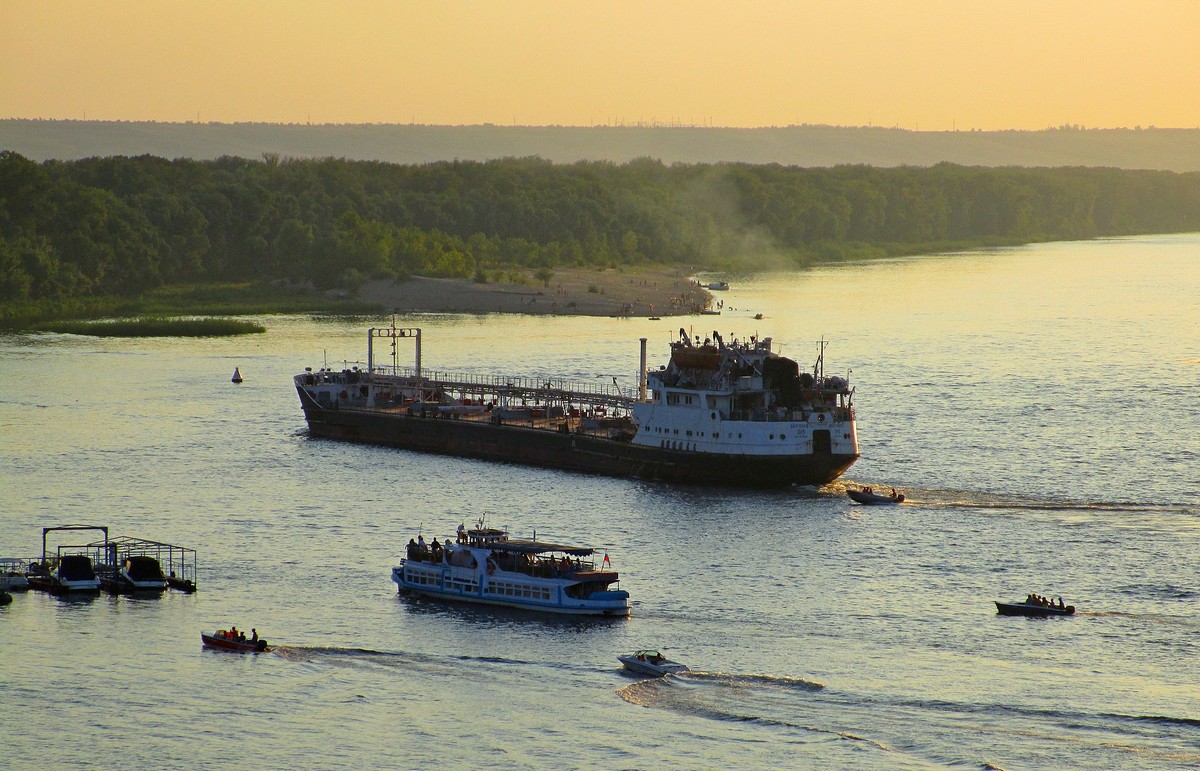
3, 1, 1198, 131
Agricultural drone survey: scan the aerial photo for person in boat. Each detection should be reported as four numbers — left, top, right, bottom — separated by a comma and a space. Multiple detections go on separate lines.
251, 628, 258, 643
890, 487, 899, 499
230, 625, 239, 639
407, 539, 418, 560
457, 523, 466, 543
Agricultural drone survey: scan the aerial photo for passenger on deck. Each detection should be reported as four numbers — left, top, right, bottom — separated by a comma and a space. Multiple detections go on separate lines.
407, 539, 418, 560
457, 523, 466, 543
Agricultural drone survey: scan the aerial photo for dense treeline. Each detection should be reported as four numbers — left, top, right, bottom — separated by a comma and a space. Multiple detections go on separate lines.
3, 150, 1199, 308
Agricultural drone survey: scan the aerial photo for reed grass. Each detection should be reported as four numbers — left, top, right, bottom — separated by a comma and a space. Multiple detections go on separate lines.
38, 317, 267, 337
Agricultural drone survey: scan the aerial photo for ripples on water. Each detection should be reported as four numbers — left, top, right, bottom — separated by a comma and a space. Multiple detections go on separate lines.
2, 234, 1199, 768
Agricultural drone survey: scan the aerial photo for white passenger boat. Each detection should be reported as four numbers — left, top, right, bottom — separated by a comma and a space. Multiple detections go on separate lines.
618, 650, 689, 677
391, 524, 630, 616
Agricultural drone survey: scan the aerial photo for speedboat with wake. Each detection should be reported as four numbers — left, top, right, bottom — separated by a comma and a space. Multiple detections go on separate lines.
202, 628, 269, 652
847, 486, 904, 505
995, 594, 1075, 617
618, 650, 689, 677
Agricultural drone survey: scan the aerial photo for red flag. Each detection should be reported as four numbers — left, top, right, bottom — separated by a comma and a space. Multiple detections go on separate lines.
603, 552, 611, 566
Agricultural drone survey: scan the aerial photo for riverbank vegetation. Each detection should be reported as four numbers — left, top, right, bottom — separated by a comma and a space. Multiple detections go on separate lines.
3, 149, 1199, 327
37, 316, 266, 337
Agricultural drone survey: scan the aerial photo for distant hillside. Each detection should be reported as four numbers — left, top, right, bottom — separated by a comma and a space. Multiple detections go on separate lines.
4, 120, 1200, 171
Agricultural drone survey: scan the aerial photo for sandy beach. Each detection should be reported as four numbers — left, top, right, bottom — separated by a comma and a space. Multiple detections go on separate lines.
357, 266, 715, 317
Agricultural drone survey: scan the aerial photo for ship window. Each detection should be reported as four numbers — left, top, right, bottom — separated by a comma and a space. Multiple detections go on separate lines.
713, 433, 719, 439
739, 433, 743, 438
686, 430, 692, 437
769, 434, 775, 440
781, 434, 786, 440
673, 429, 679, 435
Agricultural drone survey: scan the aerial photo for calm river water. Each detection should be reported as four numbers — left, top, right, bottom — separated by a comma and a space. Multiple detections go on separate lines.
2, 234, 1198, 769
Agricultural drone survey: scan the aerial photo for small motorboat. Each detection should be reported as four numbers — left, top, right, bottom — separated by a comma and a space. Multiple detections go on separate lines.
202, 629, 269, 652
117, 555, 168, 592
618, 650, 689, 677
995, 597, 1075, 617
54, 554, 102, 592
847, 486, 904, 505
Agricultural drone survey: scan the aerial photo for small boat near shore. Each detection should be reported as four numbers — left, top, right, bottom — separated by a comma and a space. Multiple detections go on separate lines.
847, 486, 904, 505
995, 595, 1075, 617
202, 629, 269, 652
392, 522, 630, 616
618, 650, 689, 677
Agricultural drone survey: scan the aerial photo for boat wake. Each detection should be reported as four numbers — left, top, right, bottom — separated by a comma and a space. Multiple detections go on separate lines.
835, 481, 1196, 517
616, 672, 1200, 767
616, 672, 896, 753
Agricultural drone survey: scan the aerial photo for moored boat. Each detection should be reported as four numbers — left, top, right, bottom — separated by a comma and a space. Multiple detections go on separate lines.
847, 486, 904, 505
117, 555, 168, 592
295, 323, 860, 488
618, 650, 689, 677
0, 559, 31, 591
392, 523, 630, 616
53, 554, 102, 593
202, 629, 268, 652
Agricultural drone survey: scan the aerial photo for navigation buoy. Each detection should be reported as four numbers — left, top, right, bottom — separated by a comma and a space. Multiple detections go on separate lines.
231, 367, 244, 384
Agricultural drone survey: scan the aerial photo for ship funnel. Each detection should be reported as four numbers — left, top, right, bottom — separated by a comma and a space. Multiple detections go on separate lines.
639, 338, 648, 401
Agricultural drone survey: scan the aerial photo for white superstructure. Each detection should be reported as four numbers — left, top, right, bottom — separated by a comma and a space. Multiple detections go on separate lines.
392, 525, 629, 616
631, 329, 858, 458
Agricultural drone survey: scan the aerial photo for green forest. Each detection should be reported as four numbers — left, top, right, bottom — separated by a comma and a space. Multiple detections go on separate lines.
3, 149, 1199, 325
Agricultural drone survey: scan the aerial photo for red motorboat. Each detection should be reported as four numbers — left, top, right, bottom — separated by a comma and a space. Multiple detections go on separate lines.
201, 629, 269, 652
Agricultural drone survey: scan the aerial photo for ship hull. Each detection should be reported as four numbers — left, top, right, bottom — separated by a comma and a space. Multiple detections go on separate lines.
298, 388, 857, 488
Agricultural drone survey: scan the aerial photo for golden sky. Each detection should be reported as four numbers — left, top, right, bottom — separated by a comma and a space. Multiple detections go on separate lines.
3, 0, 1198, 130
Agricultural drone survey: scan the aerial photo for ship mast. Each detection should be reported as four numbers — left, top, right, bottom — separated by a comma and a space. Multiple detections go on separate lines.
368, 320, 422, 376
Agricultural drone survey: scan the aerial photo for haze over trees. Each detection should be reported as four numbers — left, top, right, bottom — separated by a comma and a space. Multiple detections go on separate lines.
6, 120, 1200, 172
2, 150, 1199, 315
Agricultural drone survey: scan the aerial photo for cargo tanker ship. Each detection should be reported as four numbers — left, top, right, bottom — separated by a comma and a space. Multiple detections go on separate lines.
294, 323, 859, 487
